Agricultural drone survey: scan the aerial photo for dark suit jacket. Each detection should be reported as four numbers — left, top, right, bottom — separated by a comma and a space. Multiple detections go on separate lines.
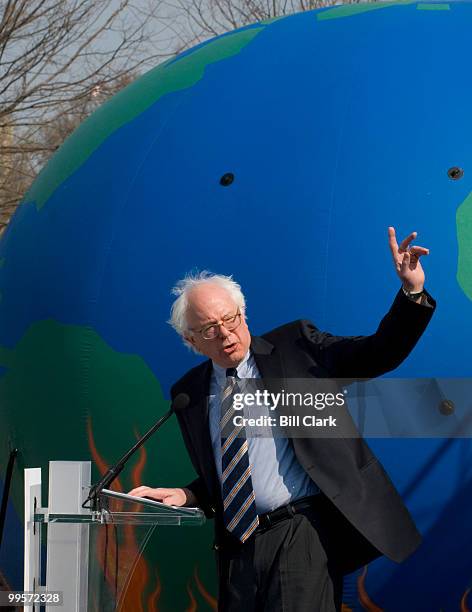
171, 289, 436, 573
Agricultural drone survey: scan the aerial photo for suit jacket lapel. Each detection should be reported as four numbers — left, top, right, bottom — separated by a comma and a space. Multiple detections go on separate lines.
185, 360, 220, 496
250, 335, 286, 397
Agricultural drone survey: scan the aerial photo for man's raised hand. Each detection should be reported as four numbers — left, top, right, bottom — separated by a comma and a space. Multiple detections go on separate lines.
388, 226, 429, 293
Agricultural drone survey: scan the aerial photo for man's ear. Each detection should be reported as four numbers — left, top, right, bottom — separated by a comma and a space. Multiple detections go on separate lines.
185, 334, 196, 348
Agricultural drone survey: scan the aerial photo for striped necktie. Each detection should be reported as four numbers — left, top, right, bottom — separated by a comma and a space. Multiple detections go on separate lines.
220, 367, 259, 543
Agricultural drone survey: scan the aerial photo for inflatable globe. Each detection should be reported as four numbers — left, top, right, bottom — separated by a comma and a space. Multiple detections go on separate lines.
1, 2, 471, 610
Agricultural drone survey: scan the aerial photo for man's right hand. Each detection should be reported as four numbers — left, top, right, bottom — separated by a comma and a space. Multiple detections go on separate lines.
127, 486, 197, 507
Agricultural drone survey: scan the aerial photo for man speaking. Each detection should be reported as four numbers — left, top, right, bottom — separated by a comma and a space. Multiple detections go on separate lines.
129, 227, 435, 611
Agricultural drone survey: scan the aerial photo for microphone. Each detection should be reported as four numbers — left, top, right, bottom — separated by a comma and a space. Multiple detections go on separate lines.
83, 393, 190, 509
171, 393, 191, 414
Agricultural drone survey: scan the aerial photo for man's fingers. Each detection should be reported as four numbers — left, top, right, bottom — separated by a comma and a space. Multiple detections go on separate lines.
128, 486, 167, 500
388, 228, 429, 261
400, 251, 411, 274
128, 486, 149, 496
398, 231, 417, 253
388, 226, 399, 255
409, 246, 429, 257
388, 226, 402, 265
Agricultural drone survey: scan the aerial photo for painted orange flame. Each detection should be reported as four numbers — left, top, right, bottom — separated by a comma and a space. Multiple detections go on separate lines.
461, 587, 471, 612
186, 581, 198, 612
146, 572, 162, 612
194, 566, 218, 610
87, 418, 162, 612
87, 417, 121, 604
358, 565, 384, 612
87, 421, 223, 611
120, 555, 149, 612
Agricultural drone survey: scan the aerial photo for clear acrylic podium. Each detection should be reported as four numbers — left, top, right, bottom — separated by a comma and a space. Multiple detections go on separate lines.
25, 462, 205, 611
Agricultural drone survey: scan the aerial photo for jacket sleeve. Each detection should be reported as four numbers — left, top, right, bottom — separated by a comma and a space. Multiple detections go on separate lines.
300, 288, 436, 378
184, 476, 216, 519
171, 383, 216, 520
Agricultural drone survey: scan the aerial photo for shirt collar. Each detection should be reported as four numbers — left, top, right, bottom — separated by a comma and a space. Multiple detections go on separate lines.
212, 349, 251, 386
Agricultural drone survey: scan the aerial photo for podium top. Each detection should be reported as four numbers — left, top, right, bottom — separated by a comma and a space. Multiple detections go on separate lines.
100, 488, 201, 513
34, 488, 205, 526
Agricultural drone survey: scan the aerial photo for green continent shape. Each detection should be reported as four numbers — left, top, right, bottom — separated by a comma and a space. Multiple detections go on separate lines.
0, 319, 217, 609
416, 3, 449, 9
317, 1, 415, 20
457, 191, 472, 301
0, 320, 193, 512
25, 27, 264, 210
259, 15, 287, 24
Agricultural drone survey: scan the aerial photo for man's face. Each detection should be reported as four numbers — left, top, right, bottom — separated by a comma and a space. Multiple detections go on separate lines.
184, 284, 251, 368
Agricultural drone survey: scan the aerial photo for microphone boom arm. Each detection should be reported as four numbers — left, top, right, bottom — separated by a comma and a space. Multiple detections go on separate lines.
82, 393, 189, 510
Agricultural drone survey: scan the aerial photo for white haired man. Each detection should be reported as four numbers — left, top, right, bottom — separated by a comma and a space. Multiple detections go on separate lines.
129, 227, 435, 612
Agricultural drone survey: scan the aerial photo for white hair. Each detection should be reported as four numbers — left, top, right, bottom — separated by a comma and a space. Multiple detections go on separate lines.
168, 270, 246, 350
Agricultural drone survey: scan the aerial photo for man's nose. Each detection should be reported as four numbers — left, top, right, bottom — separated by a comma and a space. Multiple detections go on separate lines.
217, 323, 231, 339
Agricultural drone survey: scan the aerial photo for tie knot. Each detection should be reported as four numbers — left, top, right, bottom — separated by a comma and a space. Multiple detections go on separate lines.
226, 367, 238, 378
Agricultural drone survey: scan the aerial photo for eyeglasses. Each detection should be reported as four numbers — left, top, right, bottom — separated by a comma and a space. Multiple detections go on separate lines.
191, 309, 242, 340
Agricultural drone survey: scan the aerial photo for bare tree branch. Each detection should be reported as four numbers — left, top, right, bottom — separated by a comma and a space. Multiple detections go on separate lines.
0, 0, 377, 234
162, 0, 376, 47
0, 0, 179, 232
